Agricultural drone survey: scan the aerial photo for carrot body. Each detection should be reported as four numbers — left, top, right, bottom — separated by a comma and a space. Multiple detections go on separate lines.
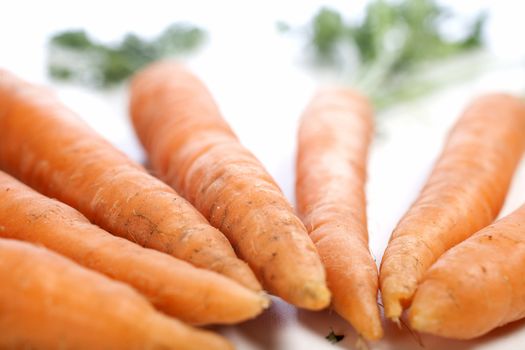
380, 93, 525, 320
409, 203, 525, 339
0, 68, 260, 291
0, 238, 232, 350
296, 88, 382, 339
0, 170, 267, 325
130, 61, 330, 310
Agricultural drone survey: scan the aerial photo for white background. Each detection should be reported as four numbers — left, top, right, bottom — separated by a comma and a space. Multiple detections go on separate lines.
1, 1, 525, 349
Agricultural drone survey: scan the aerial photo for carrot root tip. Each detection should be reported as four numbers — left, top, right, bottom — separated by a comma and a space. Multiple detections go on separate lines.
259, 292, 271, 309
356, 336, 370, 350
392, 317, 402, 329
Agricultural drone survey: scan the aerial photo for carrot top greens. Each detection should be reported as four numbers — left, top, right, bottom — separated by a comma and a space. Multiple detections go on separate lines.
282, 0, 486, 109
48, 23, 205, 88
308, 1, 484, 66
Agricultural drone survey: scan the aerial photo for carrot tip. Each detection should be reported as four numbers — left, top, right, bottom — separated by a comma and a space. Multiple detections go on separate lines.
392, 317, 402, 329
362, 323, 385, 341
383, 296, 403, 322
356, 336, 370, 350
407, 309, 429, 333
301, 283, 331, 310
259, 291, 271, 309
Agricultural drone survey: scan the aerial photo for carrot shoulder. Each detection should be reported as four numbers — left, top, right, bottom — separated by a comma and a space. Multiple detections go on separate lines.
0, 170, 267, 325
0, 238, 232, 350
0, 68, 260, 291
129, 61, 330, 310
296, 88, 382, 339
380, 93, 525, 320
409, 203, 525, 339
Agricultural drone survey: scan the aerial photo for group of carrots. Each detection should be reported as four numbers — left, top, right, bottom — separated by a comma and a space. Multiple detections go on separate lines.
1, 60, 525, 349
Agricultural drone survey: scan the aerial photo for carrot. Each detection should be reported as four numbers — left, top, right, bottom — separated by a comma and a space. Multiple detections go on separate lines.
0, 68, 261, 292
0, 238, 232, 350
409, 203, 525, 339
129, 61, 330, 310
380, 93, 525, 321
296, 88, 382, 339
0, 170, 268, 325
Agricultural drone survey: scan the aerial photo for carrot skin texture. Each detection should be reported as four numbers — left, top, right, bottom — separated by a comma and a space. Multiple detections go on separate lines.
296, 88, 382, 340
409, 203, 525, 339
130, 61, 330, 310
0, 170, 267, 325
0, 238, 233, 350
0, 68, 261, 292
380, 94, 525, 320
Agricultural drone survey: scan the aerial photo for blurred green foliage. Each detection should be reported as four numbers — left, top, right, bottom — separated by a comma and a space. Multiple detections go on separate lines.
48, 24, 205, 88
310, 9, 345, 59
311, 1, 485, 65
293, 0, 486, 108
276, 21, 292, 33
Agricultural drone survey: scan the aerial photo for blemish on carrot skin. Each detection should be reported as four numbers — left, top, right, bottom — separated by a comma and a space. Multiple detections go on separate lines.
0, 226, 4, 232
447, 289, 460, 308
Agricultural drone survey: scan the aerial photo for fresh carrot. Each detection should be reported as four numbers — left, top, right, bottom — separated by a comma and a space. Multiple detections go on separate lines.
409, 202, 525, 339
296, 88, 382, 339
0, 238, 232, 350
0, 68, 261, 292
380, 93, 525, 321
129, 61, 330, 310
0, 170, 267, 325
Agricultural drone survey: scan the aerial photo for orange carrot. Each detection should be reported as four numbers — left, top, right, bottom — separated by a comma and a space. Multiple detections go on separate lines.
0, 238, 232, 350
0, 68, 260, 292
296, 88, 382, 339
380, 93, 525, 321
129, 61, 330, 310
0, 170, 267, 325
409, 203, 525, 339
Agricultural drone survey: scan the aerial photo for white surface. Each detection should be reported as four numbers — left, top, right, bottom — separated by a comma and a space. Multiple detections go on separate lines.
2, 1, 525, 349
